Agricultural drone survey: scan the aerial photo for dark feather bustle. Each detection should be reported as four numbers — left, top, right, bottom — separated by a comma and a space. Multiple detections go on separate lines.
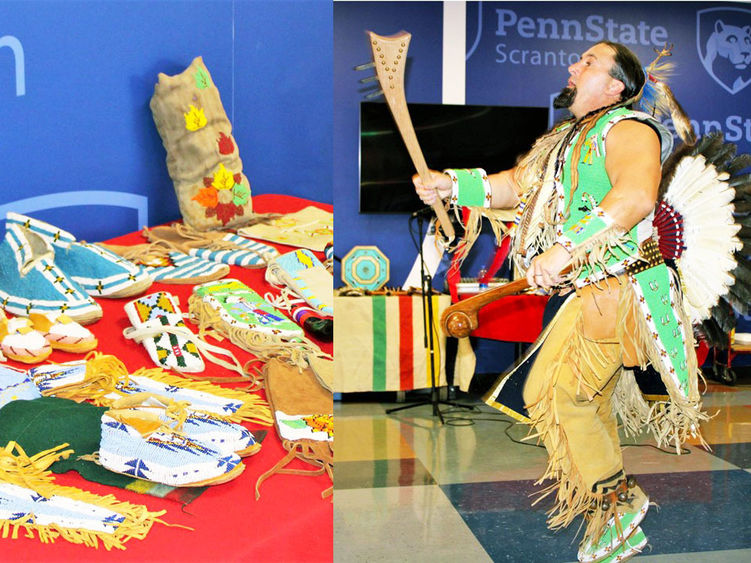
701, 316, 728, 348
729, 173, 751, 189
732, 200, 751, 215
705, 143, 737, 168
726, 154, 751, 176
710, 303, 735, 333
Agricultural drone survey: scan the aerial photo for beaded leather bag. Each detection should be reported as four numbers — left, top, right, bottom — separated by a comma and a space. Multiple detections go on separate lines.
150, 56, 253, 231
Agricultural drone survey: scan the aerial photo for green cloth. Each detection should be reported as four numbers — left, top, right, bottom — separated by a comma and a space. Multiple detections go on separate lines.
0, 397, 105, 470
0, 397, 209, 501
0, 396, 124, 483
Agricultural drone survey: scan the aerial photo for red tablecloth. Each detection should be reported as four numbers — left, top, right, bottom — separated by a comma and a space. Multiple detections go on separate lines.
2, 194, 332, 562
461, 294, 548, 343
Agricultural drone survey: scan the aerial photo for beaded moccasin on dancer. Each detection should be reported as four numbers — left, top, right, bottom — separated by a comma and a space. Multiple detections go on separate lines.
578, 473, 649, 562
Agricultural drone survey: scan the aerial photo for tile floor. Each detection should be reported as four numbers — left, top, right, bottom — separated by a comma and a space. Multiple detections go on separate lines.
334, 379, 751, 562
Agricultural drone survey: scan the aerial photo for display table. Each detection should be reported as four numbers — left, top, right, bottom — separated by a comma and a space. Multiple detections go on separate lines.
334, 293, 451, 393
0, 194, 332, 562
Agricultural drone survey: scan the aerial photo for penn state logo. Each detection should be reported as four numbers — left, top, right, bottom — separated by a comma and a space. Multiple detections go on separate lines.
697, 7, 751, 95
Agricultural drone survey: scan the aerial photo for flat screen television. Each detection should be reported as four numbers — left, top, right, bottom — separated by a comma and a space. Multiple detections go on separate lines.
359, 102, 549, 213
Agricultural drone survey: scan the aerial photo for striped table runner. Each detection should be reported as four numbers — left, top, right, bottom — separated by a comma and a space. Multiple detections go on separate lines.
334, 294, 450, 392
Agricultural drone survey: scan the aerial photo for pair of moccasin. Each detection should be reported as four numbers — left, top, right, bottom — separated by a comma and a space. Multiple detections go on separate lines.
0, 213, 152, 325
98, 392, 260, 487
0, 309, 98, 364
101, 222, 280, 285
0, 368, 260, 488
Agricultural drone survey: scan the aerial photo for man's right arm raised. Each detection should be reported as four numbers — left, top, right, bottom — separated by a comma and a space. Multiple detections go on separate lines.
413, 167, 521, 209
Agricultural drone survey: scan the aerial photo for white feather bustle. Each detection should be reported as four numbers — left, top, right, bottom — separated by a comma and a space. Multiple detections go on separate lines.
661, 154, 742, 323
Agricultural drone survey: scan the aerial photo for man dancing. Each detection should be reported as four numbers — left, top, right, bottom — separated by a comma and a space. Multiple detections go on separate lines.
415, 41, 705, 562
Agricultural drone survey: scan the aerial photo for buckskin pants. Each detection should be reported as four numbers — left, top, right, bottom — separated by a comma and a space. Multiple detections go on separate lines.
522, 277, 627, 529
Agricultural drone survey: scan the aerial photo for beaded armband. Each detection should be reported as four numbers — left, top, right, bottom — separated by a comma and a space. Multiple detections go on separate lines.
445, 168, 492, 208
555, 206, 615, 253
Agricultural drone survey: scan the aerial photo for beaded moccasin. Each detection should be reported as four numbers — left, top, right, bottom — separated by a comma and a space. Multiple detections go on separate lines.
0, 223, 101, 324
6, 212, 152, 299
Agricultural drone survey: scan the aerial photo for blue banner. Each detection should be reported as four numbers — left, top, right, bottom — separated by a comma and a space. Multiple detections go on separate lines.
334, 1, 751, 289
466, 1, 751, 152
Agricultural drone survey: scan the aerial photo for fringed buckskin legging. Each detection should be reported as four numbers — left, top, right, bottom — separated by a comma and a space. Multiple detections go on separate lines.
522, 277, 627, 532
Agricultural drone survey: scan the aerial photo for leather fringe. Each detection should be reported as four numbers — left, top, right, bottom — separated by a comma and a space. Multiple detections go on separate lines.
615, 282, 709, 453
188, 294, 330, 374
254, 439, 333, 501
0, 442, 178, 550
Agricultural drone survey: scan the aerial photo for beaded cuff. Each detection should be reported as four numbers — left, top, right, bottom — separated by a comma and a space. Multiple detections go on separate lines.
556, 206, 615, 252
445, 168, 492, 208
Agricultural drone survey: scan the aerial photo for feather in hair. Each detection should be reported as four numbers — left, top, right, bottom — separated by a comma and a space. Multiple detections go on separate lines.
640, 44, 696, 145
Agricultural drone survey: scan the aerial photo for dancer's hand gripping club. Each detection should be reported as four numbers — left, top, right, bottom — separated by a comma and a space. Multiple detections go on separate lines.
440, 247, 573, 339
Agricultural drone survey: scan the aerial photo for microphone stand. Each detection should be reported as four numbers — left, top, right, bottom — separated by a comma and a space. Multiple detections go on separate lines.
386, 208, 472, 423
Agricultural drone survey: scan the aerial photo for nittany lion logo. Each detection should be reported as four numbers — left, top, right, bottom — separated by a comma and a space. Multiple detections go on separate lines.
697, 7, 751, 95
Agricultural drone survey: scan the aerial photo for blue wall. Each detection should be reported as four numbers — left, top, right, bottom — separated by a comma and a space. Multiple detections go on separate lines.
1, 0, 332, 242
333, 1, 445, 287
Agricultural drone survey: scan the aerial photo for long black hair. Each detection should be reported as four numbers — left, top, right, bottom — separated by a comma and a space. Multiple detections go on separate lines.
599, 41, 645, 102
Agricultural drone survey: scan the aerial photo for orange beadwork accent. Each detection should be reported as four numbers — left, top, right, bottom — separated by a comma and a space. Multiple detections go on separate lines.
303, 414, 333, 438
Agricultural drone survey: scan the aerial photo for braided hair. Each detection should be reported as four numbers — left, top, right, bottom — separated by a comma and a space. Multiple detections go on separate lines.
561, 42, 648, 205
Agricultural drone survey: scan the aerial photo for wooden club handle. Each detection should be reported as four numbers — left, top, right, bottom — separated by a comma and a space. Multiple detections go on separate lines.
366, 30, 455, 243
441, 279, 530, 339
441, 264, 573, 338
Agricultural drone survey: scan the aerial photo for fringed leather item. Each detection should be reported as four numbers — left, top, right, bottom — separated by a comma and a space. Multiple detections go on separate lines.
255, 358, 333, 501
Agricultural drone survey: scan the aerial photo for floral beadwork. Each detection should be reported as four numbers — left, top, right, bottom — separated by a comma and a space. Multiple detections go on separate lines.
303, 414, 333, 438
184, 104, 207, 131
192, 163, 250, 226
